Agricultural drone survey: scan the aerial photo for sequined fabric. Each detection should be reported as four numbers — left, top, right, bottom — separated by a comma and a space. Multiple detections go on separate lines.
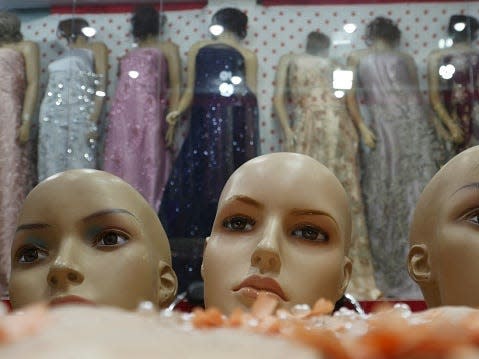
37, 48, 99, 181
356, 51, 444, 298
439, 50, 479, 152
288, 54, 380, 300
0, 48, 33, 296
159, 44, 259, 239
103, 48, 171, 211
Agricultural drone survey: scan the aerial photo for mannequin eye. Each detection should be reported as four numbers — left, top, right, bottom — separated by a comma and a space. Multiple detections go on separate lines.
93, 230, 130, 248
465, 213, 479, 225
222, 215, 255, 232
291, 225, 328, 242
16, 246, 48, 264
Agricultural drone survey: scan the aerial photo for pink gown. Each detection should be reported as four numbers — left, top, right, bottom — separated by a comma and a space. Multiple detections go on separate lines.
0, 48, 32, 297
103, 47, 171, 211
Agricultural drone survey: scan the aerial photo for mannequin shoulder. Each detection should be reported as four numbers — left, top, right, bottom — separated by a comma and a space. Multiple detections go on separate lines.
89, 41, 108, 55
346, 49, 368, 66
16, 40, 39, 57
158, 41, 180, 55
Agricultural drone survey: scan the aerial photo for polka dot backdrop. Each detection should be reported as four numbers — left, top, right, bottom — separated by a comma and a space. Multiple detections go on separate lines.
18, 2, 479, 155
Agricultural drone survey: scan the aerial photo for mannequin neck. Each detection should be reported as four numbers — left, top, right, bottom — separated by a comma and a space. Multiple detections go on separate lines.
370, 38, 395, 51
451, 40, 473, 50
69, 35, 89, 48
215, 30, 241, 45
138, 34, 159, 48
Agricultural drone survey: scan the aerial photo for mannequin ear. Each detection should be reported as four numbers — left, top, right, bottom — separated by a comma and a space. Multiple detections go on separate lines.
157, 260, 178, 308
340, 256, 353, 295
200, 236, 210, 280
408, 244, 432, 283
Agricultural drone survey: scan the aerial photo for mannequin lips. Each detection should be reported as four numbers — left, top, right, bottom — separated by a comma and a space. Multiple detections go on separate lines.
233, 275, 288, 301
49, 295, 96, 307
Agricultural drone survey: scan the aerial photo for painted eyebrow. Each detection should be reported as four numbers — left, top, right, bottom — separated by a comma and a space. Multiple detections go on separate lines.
290, 208, 339, 228
16, 223, 51, 232
81, 208, 138, 222
222, 195, 264, 209
451, 182, 479, 197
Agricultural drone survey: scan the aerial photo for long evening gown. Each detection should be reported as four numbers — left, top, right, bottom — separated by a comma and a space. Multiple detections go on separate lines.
288, 54, 380, 300
0, 48, 32, 296
37, 47, 99, 181
103, 47, 171, 211
159, 44, 259, 239
438, 49, 479, 152
356, 51, 443, 298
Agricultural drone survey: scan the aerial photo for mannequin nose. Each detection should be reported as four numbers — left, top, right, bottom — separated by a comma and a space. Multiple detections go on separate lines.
47, 265, 84, 288
47, 238, 84, 289
251, 219, 281, 273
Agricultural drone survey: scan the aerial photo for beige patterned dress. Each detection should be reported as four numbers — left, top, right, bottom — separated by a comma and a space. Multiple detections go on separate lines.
287, 54, 380, 300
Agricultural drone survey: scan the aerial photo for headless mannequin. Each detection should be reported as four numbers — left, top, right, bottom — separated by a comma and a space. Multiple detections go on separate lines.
409, 145, 479, 308
202, 152, 352, 314
136, 36, 181, 111
59, 24, 108, 129
9, 169, 177, 310
273, 32, 379, 300
346, 37, 417, 147
165, 27, 257, 147
427, 15, 479, 149
273, 32, 330, 151
346, 17, 442, 298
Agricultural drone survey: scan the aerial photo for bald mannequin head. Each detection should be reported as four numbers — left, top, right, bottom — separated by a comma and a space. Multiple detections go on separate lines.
202, 152, 352, 314
409, 146, 479, 307
9, 169, 177, 310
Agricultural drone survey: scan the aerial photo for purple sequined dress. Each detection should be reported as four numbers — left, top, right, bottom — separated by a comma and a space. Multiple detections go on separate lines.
357, 51, 443, 298
103, 47, 171, 211
159, 44, 259, 239
439, 50, 479, 152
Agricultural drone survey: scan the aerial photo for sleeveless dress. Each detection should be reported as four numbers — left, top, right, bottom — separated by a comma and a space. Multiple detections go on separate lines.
0, 48, 33, 297
159, 44, 259, 239
103, 47, 171, 211
37, 47, 99, 181
356, 51, 444, 298
288, 54, 380, 300
438, 49, 479, 152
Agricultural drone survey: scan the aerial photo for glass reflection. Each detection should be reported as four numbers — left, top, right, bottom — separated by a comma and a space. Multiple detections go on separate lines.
333, 69, 353, 90
439, 64, 455, 80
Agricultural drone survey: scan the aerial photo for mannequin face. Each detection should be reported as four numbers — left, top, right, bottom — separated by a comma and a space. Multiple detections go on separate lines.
409, 146, 479, 307
202, 153, 352, 314
9, 170, 177, 310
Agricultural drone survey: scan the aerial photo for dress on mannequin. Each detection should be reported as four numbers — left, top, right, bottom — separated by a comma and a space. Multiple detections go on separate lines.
103, 47, 170, 211
285, 53, 379, 300
0, 48, 33, 296
0, 11, 38, 297
37, 47, 99, 181
159, 43, 259, 239
347, 18, 444, 298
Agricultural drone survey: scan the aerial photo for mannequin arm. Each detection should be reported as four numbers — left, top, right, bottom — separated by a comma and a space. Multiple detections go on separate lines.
163, 42, 181, 110
90, 42, 109, 126
345, 53, 376, 148
165, 43, 199, 148
19, 41, 40, 144
244, 50, 258, 95
427, 52, 463, 143
272, 54, 295, 151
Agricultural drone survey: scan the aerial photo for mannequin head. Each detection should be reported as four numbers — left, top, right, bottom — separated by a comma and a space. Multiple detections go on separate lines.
210, 7, 248, 40
202, 153, 352, 314
448, 14, 479, 43
9, 169, 177, 310
365, 16, 401, 48
306, 31, 330, 56
0, 11, 23, 45
409, 146, 479, 308
57, 17, 90, 43
131, 6, 167, 41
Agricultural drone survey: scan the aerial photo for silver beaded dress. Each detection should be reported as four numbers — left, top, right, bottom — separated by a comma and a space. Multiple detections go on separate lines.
37, 47, 99, 181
